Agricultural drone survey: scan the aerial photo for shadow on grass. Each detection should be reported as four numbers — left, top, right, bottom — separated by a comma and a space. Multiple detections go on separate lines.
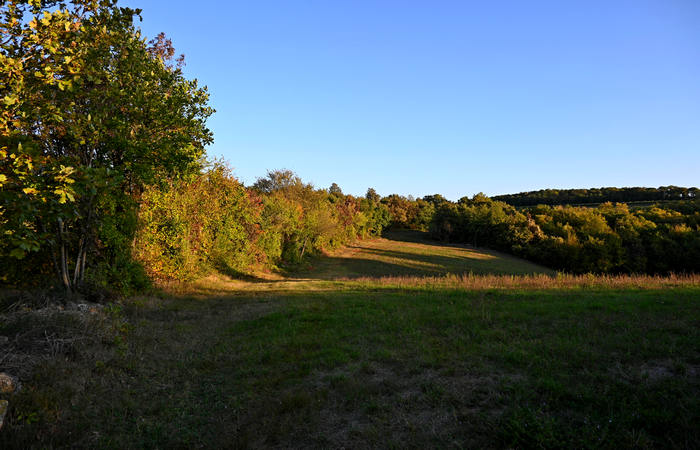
383, 229, 484, 248
185, 230, 549, 286
297, 230, 550, 280
6, 286, 696, 448
304, 256, 450, 280
212, 264, 276, 283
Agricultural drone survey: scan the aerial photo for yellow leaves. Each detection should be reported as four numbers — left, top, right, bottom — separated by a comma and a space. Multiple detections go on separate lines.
28, 18, 38, 29
57, 79, 72, 91
3, 95, 18, 106
0, 174, 6, 185
53, 188, 75, 204
41, 12, 52, 27
23, 187, 39, 195
55, 165, 76, 184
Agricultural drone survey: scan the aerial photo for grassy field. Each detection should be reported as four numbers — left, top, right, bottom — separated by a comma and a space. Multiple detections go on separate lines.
1, 231, 699, 448
299, 230, 554, 279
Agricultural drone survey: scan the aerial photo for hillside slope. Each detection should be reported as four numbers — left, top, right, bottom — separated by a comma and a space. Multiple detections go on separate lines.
301, 230, 553, 280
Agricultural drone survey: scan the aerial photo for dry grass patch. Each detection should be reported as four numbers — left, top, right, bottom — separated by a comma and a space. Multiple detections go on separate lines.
348, 272, 700, 291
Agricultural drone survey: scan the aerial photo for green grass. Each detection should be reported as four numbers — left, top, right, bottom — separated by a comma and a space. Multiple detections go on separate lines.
1, 232, 699, 448
302, 230, 553, 279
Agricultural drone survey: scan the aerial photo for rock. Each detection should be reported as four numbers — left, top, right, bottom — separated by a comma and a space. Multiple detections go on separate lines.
0, 399, 7, 430
68, 302, 103, 314
0, 373, 16, 394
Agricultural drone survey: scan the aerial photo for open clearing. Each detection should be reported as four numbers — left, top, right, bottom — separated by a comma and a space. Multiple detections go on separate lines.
1, 232, 699, 448
301, 230, 553, 280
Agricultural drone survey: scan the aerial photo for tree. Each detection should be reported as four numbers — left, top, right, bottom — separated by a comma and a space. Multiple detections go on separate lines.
365, 188, 380, 204
1, 0, 213, 292
252, 169, 304, 194
328, 182, 343, 196
422, 194, 448, 206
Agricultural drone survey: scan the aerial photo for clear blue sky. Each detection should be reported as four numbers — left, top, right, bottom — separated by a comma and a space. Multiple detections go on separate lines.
124, 0, 699, 200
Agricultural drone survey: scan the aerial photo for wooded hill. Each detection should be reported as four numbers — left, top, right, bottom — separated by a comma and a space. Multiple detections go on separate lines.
492, 186, 699, 206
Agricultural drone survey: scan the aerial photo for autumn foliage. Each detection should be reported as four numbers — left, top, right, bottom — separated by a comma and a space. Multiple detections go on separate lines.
430, 195, 700, 274
130, 167, 391, 282
1, 1, 698, 294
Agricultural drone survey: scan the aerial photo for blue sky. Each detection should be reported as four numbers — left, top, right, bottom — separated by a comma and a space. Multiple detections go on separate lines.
123, 0, 699, 200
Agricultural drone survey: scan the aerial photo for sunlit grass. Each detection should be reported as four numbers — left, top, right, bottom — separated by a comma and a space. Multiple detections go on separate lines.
298, 230, 553, 279
347, 272, 700, 291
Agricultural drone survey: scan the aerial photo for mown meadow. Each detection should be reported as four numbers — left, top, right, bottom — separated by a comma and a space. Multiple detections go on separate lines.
1, 232, 699, 448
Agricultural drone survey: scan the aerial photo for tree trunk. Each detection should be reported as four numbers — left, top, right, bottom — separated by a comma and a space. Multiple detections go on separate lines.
44, 221, 62, 283
79, 243, 88, 284
299, 237, 308, 260
73, 238, 84, 285
58, 218, 72, 295
73, 194, 95, 287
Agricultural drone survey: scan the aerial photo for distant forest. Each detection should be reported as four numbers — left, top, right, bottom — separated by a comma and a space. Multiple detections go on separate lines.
493, 186, 699, 207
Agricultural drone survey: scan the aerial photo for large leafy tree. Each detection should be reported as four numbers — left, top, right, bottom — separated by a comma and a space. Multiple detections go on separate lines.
1, 0, 213, 292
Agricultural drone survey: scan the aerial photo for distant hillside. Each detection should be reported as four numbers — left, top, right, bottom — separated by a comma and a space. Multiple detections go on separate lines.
493, 186, 699, 207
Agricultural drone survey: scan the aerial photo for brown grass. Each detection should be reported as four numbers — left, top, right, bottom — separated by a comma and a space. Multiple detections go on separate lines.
346, 272, 700, 290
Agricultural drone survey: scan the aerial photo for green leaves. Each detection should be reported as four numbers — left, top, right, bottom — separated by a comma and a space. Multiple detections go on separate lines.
0, 137, 80, 264
1, 0, 214, 288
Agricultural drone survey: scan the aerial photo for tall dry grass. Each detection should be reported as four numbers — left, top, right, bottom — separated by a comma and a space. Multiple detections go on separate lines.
346, 272, 700, 290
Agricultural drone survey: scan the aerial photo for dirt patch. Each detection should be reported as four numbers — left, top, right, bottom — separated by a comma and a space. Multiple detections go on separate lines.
0, 302, 117, 381
641, 360, 700, 381
612, 359, 700, 384
244, 362, 521, 448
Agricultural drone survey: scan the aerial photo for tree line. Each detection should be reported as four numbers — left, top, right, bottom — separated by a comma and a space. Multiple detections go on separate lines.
134, 167, 390, 283
493, 186, 699, 207
428, 196, 700, 274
